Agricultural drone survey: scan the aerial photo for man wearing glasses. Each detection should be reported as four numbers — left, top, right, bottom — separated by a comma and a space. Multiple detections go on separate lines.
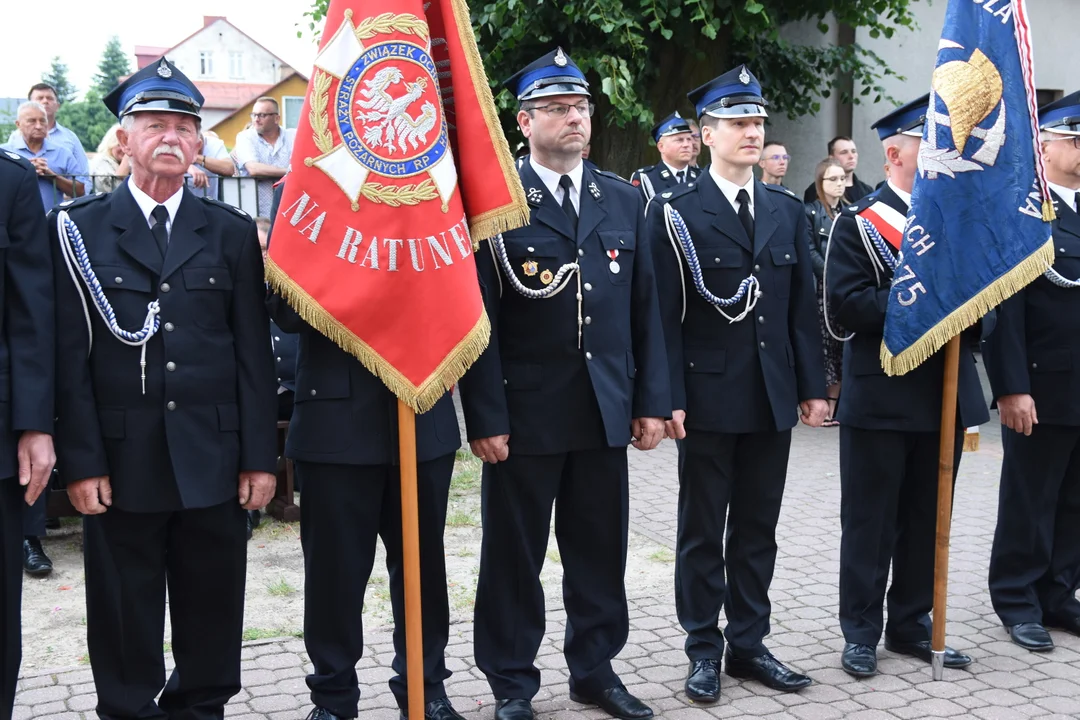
758, 141, 789, 186
459, 47, 670, 720
983, 90, 1080, 653
233, 97, 295, 215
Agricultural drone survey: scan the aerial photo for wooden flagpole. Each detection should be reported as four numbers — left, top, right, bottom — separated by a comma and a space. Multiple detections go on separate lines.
931, 336, 961, 681
398, 400, 426, 718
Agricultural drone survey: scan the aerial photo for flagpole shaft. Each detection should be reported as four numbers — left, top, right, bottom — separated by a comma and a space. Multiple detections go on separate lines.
932, 336, 962, 681
398, 400, 425, 718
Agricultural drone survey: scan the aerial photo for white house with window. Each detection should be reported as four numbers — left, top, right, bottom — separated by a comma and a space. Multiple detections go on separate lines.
134, 16, 298, 128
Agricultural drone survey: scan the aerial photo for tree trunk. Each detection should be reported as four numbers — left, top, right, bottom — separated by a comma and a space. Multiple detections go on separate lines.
591, 32, 732, 178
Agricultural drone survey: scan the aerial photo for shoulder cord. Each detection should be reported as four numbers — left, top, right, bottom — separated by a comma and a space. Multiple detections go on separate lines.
1044, 258, 1080, 288
57, 210, 161, 394
663, 204, 760, 324
821, 214, 898, 343
488, 233, 584, 348
639, 173, 656, 203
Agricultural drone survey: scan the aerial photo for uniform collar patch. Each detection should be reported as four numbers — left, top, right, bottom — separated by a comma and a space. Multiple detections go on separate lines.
526, 187, 544, 206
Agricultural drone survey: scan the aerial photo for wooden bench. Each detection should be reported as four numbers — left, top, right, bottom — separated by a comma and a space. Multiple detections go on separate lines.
47, 421, 300, 522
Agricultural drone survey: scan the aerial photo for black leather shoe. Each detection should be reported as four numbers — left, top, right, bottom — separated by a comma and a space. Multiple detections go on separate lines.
1044, 613, 1080, 637
494, 698, 534, 720
1007, 623, 1054, 652
724, 650, 812, 692
44, 517, 61, 530
400, 697, 465, 720
684, 659, 720, 703
883, 637, 972, 668
246, 509, 261, 541
569, 685, 653, 720
841, 643, 878, 677
305, 708, 342, 720
23, 537, 53, 577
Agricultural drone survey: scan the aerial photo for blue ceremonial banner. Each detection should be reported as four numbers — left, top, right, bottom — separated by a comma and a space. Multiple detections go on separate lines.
880, 0, 1055, 375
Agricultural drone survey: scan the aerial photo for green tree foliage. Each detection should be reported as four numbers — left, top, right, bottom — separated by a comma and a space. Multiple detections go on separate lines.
41, 57, 78, 104
303, 0, 918, 171
93, 36, 132, 97
57, 89, 115, 153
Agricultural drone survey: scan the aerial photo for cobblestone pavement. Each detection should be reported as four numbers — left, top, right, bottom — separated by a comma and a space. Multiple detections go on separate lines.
15, 380, 1080, 719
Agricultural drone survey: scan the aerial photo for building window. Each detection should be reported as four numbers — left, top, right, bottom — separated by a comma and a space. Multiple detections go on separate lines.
229, 52, 243, 79
1036, 89, 1062, 108
283, 96, 304, 130
199, 51, 214, 77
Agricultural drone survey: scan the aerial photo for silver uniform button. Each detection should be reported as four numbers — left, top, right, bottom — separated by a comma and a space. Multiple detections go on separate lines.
760, 341, 766, 349
276, 357, 282, 362
160, 283, 171, 292
164, 322, 175, 332
714, 258, 721, 264
785, 253, 791, 260
758, 316, 765, 324
275, 336, 281, 341
209, 277, 216, 285
578, 249, 584, 257
310, 389, 317, 396
166, 401, 176, 411
115, 276, 123, 284
689, 362, 695, 368
1031, 363, 1038, 369
585, 352, 593, 360
166, 362, 176, 371
754, 265, 761, 272
584, 283, 593, 291
584, 316, 592, 325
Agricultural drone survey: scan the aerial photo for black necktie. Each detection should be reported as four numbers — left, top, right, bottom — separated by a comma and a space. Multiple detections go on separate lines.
736, 188, 754, 241
559, 175, 578, 230
1074, 191, 1079, 214
676, 170, 686, 184
151, 205, 169, 258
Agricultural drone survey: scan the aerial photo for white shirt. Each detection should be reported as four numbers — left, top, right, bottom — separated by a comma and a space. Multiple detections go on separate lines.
662, 161, 690, 183
1048, 181, 1079, 213
530, 157, 582, 214
887, 180, 912, 208
709, 168, 755, 218
127, 180, 184, 237
232, 126, 296, 170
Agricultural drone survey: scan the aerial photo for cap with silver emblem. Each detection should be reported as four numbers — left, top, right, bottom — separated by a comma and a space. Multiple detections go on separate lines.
688, 65, 768, 120
103, 57, 204, 119
504, 47, 590, 102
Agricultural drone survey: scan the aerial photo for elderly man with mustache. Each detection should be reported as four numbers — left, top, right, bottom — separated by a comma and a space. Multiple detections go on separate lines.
48, 58, 278, 720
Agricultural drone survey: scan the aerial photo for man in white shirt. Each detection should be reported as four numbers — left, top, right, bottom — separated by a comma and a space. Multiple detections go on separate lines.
186, 130, 236, 199
233, 97, 295, 215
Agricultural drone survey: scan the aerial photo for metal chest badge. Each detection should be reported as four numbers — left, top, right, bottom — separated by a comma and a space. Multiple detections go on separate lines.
608, 249, 620, 274
522, 260, 539, 277
540, 269, 554, 285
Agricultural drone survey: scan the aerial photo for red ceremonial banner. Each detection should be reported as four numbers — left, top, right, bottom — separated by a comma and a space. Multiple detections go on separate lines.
267, 0, 528, 412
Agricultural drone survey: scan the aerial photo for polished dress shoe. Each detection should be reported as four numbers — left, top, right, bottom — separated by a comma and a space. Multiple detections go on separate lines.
1007, 623, 1054, 652
684, 658, 720, 702
1044, 613, 1080, 637
841, 643, 878, 677
400, 696, 465, 720
724, 650, 812, 692
305, 708, 342, 720
22, 537, 53, 577
883, 637, 971, 668
494, 698, 534, 720
569, 685, 653, 720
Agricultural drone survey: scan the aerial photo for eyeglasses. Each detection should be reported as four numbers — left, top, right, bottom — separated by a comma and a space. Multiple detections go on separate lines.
691, 133, 701, 140
766, 154, 791, 161
1046, 135, 1080, 150
822, 175, 847, 183
528, 102, 595, 118
251, 112, 279, 119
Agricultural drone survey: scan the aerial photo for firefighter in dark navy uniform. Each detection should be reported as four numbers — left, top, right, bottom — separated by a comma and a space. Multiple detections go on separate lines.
983, 90, 1080, 653
630, 112, 700, 205
50, 58, 278, 719
0, 147, 56, 720
826, 95, 988, 678
458, 47, 671, 720
645, 65, 827, 703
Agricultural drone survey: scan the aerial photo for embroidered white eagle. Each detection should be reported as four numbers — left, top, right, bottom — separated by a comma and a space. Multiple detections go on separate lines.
354, 67, 438, 155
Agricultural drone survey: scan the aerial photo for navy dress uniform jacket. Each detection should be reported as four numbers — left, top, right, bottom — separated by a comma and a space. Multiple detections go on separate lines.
0, 152, 54, 478
983, 191, 1080, 420
266, 295, 461, 465
458, 162, 671, 453
631, 164, 700, 205
270, 320, 298, 393
826, 184, 988, 431
50, 182, 278, 512
646, 174, 825, 432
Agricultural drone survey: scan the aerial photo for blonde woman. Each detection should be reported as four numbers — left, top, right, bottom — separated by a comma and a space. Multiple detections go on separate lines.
88, 124, 130, 193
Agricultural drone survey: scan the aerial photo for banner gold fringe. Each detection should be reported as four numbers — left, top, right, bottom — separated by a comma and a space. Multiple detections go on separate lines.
880, 238, 1054, 376
447, 0, 530, 243
265, 257, 490, 414
1043, 199, 1056, 223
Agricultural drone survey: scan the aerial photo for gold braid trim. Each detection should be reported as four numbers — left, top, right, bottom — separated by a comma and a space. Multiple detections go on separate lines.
353, 12, 430, 42
880, 238, 1054, 376
361, 180, 439, 207
265, 256, 490, 413
447, 0, 530, 243
310, 71, 334, 155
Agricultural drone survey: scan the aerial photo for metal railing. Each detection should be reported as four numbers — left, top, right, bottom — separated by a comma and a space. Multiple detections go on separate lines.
39, 174, 268, 217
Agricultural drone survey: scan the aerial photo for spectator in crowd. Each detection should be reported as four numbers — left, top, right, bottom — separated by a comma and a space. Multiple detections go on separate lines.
2, 102, 84, 212
759, 140, 789, 186
803, 136, 873, 204
233, 97, 295, 216
186, 129, 236, 199
7, 83, 89, 181
805, 158, 848, 426
89, 124, 130, 194
687, 118, 702, 167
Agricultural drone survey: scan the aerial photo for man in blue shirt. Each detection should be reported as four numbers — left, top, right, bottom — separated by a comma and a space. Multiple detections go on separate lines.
7, 83, 89, 182
3, 102, 85, 212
